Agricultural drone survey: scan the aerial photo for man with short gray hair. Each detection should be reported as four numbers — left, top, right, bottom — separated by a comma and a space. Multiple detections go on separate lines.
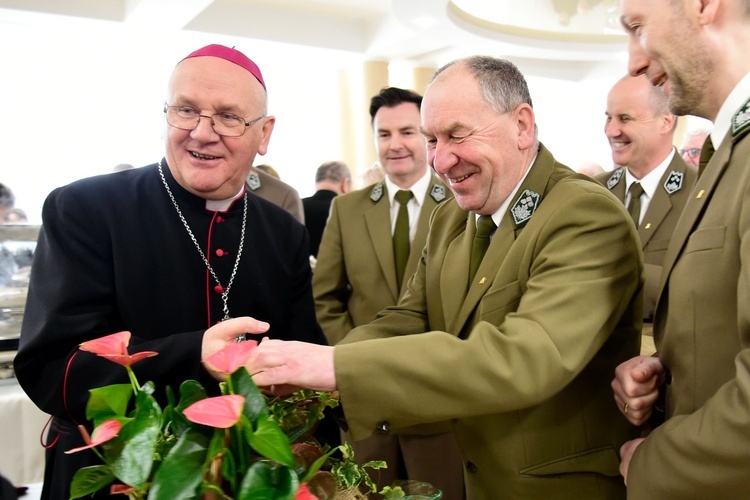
302, 160, 351, 258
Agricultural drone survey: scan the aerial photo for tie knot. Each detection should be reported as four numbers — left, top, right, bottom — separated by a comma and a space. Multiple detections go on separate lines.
395, 190, 413, 205
476, 215, 496, 239
629, 182, 644, 199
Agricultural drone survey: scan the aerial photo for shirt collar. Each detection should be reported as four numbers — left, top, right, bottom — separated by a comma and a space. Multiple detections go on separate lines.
384, 168, 432, 208
624, 148, 675, 199
712, 71, 750, 149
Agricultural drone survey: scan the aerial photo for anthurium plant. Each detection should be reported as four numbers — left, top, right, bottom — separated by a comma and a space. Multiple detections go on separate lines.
66, 331, 386, 500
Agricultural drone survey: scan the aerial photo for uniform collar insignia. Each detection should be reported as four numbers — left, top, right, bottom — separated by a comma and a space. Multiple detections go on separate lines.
247, 172, 261, 191
732, 96, 750, 137
606, 168, 623, 190
663, 170, 685, 195
511, 189, 541, 228
430, 184, 447, 203
370, 182, 384, 203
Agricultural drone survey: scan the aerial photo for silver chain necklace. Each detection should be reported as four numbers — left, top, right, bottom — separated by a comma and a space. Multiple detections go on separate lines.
158, 159, 247, 322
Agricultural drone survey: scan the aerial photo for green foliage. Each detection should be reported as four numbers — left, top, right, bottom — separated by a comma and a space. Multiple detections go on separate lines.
68, 358, 378, 500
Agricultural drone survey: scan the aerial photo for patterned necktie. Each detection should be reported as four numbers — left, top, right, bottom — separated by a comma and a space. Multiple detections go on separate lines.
698, 137, 715, 177
627, 182, 644, 227
393, 190, 414, 290
469, 215, 497, 283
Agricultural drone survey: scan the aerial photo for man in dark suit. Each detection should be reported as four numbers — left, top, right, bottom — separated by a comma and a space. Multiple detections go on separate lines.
596, 74, 697, 353
14, 44, 327, 499
249, 56, 642, 499
312, 87, 463, 497
302, 160, 351, 258
612, 0, 750, 497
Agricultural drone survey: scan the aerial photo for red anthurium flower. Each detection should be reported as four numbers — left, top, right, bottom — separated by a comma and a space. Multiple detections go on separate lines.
203, 340, 259, 375
295, 483, 319, 500
65, 419, 122, 454
79, 331, 158, 367
183, 394, 245, 428
110, 484, 136, 495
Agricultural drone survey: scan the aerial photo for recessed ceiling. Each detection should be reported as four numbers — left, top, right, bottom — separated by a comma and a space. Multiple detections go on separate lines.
0, 0, 628, 67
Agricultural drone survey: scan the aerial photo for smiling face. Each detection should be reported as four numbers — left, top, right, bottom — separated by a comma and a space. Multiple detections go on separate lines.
165, 56, 275, 200
604, 75, 675, 177
620, 0, 714, 118
421, 63, 536, 215
373, 102, 428, 188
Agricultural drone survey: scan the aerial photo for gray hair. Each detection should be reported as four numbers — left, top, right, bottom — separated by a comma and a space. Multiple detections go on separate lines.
432, 56, 533, 114
315, 161, 351, 183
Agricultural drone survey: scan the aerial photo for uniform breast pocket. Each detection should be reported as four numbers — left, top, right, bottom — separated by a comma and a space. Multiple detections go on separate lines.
683, 226, 725, 254
478, 280, 522, 325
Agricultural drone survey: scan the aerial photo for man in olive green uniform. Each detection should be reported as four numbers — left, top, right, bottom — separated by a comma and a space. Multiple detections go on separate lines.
612, 0, 750, 497
250, 57, 642, 499
596, 74, 697, 353
313, 87, 463, 497
246, 165, 305, 223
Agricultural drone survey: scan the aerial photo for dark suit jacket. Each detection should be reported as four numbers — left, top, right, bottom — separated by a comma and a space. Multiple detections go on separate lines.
14, 161, 326, 499
336, 145, 643, 498
302, 189, 337, 257
627, 104, 750, 498
596, 154, 698, 321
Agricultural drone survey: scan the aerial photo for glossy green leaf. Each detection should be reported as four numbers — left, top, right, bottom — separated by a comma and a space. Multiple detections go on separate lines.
246, 413, 294, 468
236, 460, 297, 500
86, 384, 132, 421
148, 429, 209, 500
69, 465, 115, 499
109, 389, 161, 489
230, 366, 268, 419
176, 380, 208, 412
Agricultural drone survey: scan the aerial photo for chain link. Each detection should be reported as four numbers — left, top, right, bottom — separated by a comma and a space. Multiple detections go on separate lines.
158, 159, 247, 321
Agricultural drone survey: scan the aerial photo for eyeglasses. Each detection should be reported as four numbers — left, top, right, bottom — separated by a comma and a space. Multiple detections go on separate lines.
679, 148, 701, 158
164, 104, 265, 137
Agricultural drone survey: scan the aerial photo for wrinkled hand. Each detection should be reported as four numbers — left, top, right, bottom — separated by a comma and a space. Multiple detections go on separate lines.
612, 355, 665, 425
247, 338, 336, 395
201, 317, 269, 380
619, 437, 645, 485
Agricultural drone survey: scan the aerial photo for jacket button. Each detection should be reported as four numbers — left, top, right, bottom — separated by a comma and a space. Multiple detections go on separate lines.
375, 421, 390, 434
216, 216, 225, 223
216, 248, 227, 257
214, 285, 223, 294
466, 461, 478, 473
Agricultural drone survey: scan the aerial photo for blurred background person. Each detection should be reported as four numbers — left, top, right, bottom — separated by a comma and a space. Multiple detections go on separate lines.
302, 160, 351, 259
246, 164, 305, 223
596, 74, 697, 353
254, 163, 281, 179
679, 127, 710, 168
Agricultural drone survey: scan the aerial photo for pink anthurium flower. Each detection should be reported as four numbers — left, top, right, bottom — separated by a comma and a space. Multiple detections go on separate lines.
110, 484, 136, 495
65, 419, 122, 454
203, 340, 259, 375
79, 331, 158, 367
295, 483, 319, 500
183, 394, 245, 428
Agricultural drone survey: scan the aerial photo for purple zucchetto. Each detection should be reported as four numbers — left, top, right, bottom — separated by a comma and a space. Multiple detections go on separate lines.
181, 44, 265, 89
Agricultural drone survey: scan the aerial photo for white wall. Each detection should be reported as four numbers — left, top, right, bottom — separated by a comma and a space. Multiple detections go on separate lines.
0, 15, 712, 223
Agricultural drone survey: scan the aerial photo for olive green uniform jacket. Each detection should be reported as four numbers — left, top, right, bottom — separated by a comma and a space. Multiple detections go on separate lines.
313, 174, 451, 346
627, 103, 750, 498
335, 145, 643, 499
246, 167, 305, 224
596, 154, 697, 321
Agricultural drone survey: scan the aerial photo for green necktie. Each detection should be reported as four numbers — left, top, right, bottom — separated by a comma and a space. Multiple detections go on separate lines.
469, 215, 496, 283
393, 190, 414, 290
627, 182, 644, 227
698, 137, 715, 177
